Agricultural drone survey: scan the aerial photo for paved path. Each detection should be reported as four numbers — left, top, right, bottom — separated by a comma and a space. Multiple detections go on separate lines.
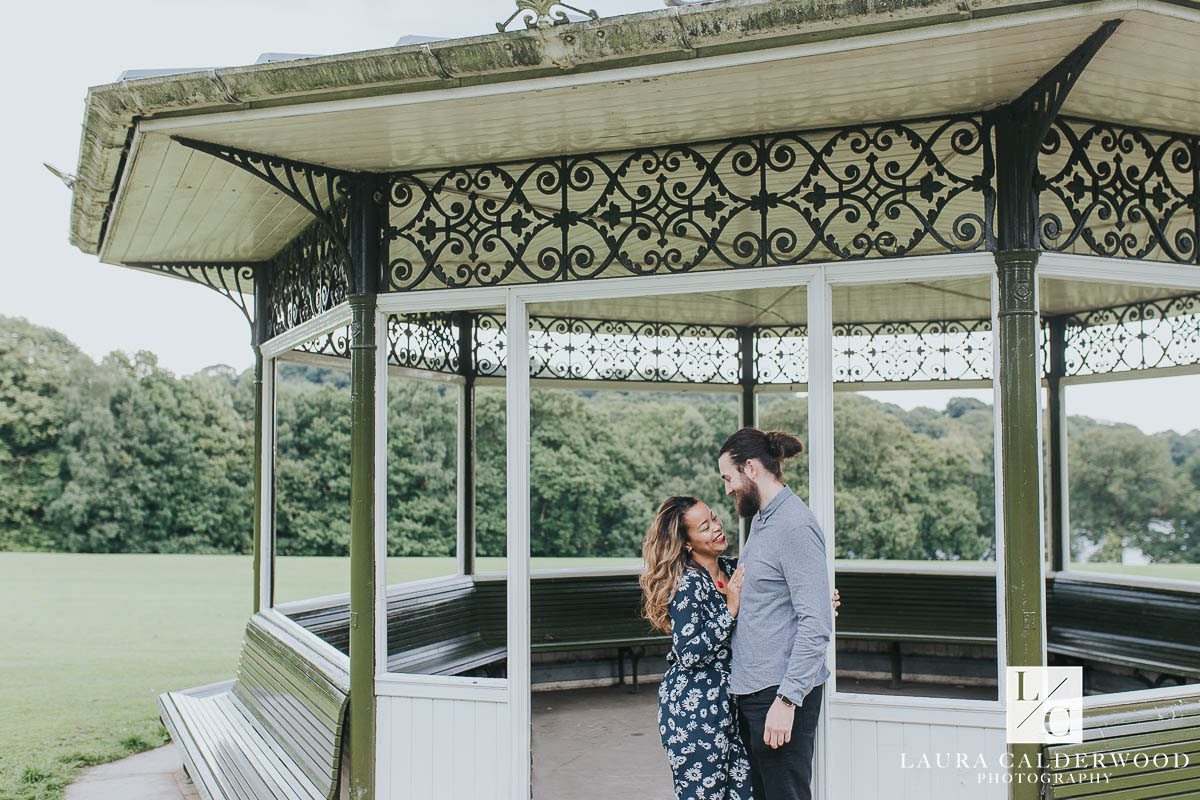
66, 685, 672, 800
64, 744, 199, 800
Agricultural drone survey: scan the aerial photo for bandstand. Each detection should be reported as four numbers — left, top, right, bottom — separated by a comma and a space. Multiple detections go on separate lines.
65, 1, 1200, 798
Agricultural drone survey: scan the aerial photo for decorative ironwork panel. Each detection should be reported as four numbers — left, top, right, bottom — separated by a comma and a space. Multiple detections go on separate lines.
291, 314, 461, 373
387, 314, 460, 373
126, 262, 257, 326
174, 137, 352, 264
384, 116, 994, 291
756, 326, 809, 385
832, 319, 993, 383
268, 221, 350, 337
472, 315, 742, 383
756, 320, 993, 384
294, 326, 351, 360
1038, 119, 1199, 264
1064, 294, 1200, 376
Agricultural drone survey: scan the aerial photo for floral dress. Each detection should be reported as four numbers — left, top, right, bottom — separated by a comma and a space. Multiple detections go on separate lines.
658, 556, 752, 800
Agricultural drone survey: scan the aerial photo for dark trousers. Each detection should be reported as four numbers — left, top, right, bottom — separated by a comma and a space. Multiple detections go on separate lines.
736, 683, 824, 800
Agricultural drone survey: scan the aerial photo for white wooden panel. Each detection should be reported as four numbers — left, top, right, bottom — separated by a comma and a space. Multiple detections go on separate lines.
825, 703, 1006, 800
377, 694, 512, 800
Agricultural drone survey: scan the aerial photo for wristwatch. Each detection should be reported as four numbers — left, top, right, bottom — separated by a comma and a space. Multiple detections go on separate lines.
777, 693, 796, 707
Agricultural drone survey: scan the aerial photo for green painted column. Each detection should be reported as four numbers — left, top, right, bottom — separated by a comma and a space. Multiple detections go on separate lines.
1046, 316, 1068, 573
738, 327, 756, 430
347, 293, 377, 800
457, 312, 477, 576
996, 249, 1045, 797
346, 175, 384, 800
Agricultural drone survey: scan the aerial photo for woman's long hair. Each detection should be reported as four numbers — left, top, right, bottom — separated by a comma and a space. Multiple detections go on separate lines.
640, 495, 700, 633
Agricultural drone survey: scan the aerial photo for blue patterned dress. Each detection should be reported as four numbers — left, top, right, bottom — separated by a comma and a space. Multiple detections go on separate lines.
658, 556, 752, 800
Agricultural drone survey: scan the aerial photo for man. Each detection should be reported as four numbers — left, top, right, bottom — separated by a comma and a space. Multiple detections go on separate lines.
719, 427, 832, 800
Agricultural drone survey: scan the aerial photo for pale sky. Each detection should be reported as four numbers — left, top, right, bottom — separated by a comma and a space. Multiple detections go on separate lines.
1, 0, 1196, 435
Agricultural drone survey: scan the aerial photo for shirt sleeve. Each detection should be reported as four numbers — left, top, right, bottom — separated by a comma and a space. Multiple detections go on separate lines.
669, 572, 735, 670
775, 521, 833, 704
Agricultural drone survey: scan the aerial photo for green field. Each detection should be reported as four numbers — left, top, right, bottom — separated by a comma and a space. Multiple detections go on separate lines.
1, 553, 1197, 800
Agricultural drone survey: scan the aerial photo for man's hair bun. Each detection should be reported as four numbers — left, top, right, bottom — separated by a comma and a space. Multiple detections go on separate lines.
719, 427, 804, 481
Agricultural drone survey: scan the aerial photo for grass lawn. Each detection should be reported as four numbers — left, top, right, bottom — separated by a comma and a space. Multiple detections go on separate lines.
1064, 562, 1200, 581
1, 553, 1196, 800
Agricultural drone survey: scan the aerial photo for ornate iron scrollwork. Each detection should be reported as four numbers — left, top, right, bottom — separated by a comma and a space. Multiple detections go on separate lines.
384, 116, 994, 291
755, 326, 809, 385
1063, 293, 1200, 376
173, 137, 353, 265
832, 319, 993, 383
1038, 119, 1199, 264
267, 221, 349, 338
126, 261, 258, 327
293, 314, 461, 373
387, 314, 461, 373
496, 0, 598, 31
472, 315, 742, 383
756, 320, 994, 385
295, 326, 352, 360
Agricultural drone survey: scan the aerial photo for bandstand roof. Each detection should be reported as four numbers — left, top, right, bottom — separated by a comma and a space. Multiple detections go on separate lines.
68, 0, 1200, 322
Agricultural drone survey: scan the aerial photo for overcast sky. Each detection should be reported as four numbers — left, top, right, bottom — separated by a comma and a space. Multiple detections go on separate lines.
2, 0, 1195, 434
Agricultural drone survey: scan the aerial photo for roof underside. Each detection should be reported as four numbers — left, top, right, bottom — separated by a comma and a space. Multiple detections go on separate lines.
69, 0, 1200, 325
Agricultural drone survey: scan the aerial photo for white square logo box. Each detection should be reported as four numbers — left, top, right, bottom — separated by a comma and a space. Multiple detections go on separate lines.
1006, 666, 1083, 744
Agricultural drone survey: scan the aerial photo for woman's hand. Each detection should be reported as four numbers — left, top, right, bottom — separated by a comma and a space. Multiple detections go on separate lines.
832, 588, 841, 618
725, 564, 745, 617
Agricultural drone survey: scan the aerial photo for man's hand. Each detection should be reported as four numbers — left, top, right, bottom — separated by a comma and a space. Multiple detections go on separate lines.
764, 697, 796, 748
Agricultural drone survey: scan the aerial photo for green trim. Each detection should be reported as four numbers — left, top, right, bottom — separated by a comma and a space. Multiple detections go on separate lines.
347, 294, 377, 800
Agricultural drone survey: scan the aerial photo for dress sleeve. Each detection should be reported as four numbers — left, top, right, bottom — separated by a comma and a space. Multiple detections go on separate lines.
669, 571, 735, 670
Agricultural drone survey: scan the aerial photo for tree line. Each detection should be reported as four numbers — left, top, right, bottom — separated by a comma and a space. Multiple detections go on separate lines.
2, 315, 1197, 563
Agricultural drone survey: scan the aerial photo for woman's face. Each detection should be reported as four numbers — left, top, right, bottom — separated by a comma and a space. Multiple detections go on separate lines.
683, 502, 728, 559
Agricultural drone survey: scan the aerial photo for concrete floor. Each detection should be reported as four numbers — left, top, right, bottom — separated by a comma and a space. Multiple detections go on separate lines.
533, 685, 674, 799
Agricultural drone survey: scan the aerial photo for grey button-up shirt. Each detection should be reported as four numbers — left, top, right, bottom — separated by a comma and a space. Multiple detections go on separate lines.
729, 485, 832, 703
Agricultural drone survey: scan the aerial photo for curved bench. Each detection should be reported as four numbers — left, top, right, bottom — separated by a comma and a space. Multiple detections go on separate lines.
1047, 577, 1200, 686
1042, 690, 1200, 799
158, 613, 349, 800
833, 567, 998, 686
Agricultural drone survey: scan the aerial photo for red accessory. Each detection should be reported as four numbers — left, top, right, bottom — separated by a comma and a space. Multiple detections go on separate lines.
717, 581, 725, 588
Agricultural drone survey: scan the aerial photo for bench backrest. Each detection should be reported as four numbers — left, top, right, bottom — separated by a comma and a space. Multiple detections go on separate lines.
833, 569, 997, 642
473, 574, 657, 649
1043, 693, 1200, 799
1047, 577, 1200, 676
232, 617, 349, 800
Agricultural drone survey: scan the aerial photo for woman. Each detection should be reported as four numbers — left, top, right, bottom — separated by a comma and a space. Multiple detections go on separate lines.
641, 495, 751, 800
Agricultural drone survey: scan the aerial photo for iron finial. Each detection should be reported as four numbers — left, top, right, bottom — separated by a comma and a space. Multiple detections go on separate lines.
496, 0, 599, 32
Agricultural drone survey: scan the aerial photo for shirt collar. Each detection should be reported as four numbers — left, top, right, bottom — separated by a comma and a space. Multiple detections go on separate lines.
755, 484, 793, 525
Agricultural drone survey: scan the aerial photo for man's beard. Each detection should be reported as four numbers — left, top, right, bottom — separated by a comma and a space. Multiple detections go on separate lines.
733, 483, 761, 519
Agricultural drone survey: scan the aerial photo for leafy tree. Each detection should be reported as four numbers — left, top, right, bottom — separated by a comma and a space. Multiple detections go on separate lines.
1068, 423, 1188, 562
0, 317, 90, 549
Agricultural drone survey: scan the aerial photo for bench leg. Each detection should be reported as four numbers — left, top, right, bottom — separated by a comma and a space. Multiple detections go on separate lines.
889, 641, 903, 688
617, 648, 628, 686
630, 647, 645, 694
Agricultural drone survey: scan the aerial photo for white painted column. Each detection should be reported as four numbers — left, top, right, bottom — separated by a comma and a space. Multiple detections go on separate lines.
258, 358, 276, 612
505, 290, 532, 799
808, 268, 835, 799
